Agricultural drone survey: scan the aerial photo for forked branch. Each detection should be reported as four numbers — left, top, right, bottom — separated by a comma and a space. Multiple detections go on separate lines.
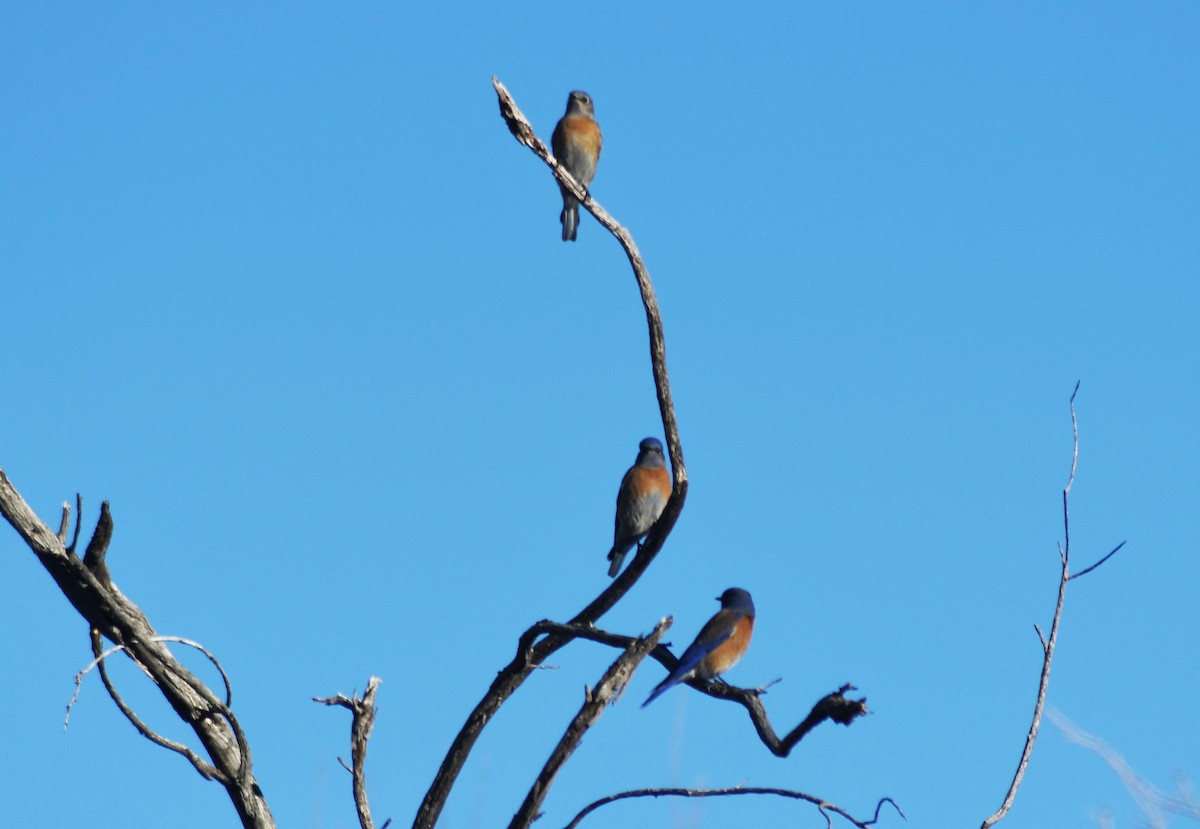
67, 631, 238, 783
508, 619, 672, 829
315, 677, 387, 829
979, 383, 1126, 829
522, 620, 867, 756
0, 472, 275, 829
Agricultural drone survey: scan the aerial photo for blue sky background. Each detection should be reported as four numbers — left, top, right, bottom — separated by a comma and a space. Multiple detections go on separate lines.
2, 3, 1197, 828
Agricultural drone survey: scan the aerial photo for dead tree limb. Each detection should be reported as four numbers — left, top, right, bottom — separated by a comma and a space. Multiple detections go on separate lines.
524, 620, 867, 755
412, 78, 693, 829
508, 619, 671, 829
315, 677, 387, 829
491, 75, 685, 497
561, 787, 904, 829
0, 472, 275, 829
60, 632, 236, 782
979, 383, 1126, 829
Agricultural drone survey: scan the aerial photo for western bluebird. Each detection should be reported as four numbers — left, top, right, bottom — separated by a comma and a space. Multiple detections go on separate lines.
607, 437, 672, 578
550, 90, 602, 242
643, 588, 756, 708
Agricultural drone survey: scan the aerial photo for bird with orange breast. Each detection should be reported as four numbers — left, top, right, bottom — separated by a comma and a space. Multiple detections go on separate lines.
551, 90, 602, 242
643, 588, 756, 707
607, 437, 672, 578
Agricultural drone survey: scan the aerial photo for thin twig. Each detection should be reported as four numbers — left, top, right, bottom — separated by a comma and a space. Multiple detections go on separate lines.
979, 383, 1122, 829
1069, 540, 1126, 581
66, 634, 236, 726
87, 628, 226, 782
754, 677, 783, 694
68, 492, 83, 555
560, 787, 904, 829
94, 633, 256, 790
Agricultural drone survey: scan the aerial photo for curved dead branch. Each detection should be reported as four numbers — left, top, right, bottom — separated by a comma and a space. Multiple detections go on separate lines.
62, 631, 240, 783
561, 787, 904, 829
70, 633, 236, 717
86, 629, 226, 781
491, 76, 685, 492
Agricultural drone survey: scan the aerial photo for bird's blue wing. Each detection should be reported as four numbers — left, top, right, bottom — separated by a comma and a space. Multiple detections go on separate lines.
642, 611, 738, 707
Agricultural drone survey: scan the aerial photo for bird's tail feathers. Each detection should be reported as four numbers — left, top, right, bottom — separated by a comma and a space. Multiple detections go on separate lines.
606, 546, 625, 578
560, 202, 578, 242
642, 676, 675, 708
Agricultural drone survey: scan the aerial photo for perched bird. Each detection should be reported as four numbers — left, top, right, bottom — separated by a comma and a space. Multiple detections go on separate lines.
643, 588, 756, 708
550, 90, 602, 242
607, 437, 672, 577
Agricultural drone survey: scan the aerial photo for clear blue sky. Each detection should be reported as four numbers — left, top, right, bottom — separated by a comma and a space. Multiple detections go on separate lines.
3, 3, 1197, 828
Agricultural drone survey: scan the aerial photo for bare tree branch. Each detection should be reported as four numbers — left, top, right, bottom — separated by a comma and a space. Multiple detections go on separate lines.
561, 787, 904, 829
525, 620, 868, 755
491, 76, 685, 491
1069, 540, 1127, 582
412, 78, 694, 829
68, 634, 236, 724
315, 677, 387, 829
68, 492, 83, 554
84, 628, 226, 782
56, 500, 71, 543
980, 384, 1122, 829
0, 472, 275, 829
508, 619, 672, 829
81, 498, 113, 583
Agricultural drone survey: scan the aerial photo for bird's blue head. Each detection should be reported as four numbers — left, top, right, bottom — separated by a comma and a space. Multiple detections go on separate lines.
636, 437, 666, 467
717, 588, 755, 616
